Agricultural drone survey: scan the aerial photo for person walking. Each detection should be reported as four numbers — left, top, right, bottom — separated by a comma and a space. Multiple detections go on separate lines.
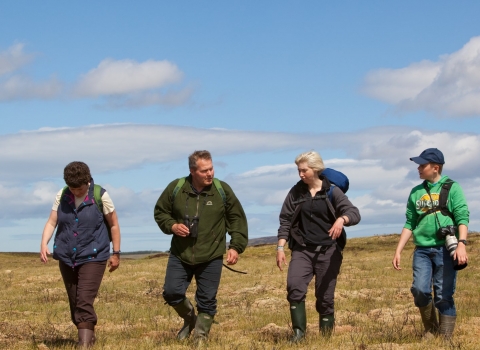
276, 151, 360, 342
393, 148, 469, 339
154, 150, 248, 342
40, 161, 121, 348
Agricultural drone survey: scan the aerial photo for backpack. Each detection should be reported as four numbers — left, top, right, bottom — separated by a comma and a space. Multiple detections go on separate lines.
416, 179, 456, 225
322, 168, 349, 200
171, 177, 226, 205
61, 184, 112, 241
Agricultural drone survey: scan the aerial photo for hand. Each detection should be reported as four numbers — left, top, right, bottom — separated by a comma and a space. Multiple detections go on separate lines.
392, 254, 401, 270
276, 250, 287, 271
453, 243, 468, 266
40, 245, 51, 263
328, 217, 345, 240
172, 223, 190, 237
108, 254, 120, 272
226, 249, 239, 265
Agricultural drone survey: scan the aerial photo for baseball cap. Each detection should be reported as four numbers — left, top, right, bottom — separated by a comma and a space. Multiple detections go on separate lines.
410, 148, 445, 165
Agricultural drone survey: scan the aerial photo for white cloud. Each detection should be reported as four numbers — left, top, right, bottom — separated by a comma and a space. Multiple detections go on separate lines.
0, 43, 62, 101
1, 124, 480, 252
73, 58, 187, 98
0, 75, 62, 101
362, 36, 480, 118
0, 44, 191, 106
0, 43, 33, 76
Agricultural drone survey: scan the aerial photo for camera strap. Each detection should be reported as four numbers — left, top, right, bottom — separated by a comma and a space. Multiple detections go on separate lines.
423, 184, 443, 229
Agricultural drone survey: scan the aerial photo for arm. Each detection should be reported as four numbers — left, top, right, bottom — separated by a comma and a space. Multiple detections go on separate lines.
328, 186, 361, 239
105, 210, 121, 272
276, 238, 288, 271
453, 223, 468, 265
40, 210, 58, 263
330, 187, 361, 227
278, 188, 296, 241
392, 228, 412, 270
223, 182, 248, 255
154, 179, 187, 235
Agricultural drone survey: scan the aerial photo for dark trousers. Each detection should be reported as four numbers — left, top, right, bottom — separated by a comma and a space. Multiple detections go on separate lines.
287, 245, 342, 315
163, 254, 223, 316
59, 260, 107, 330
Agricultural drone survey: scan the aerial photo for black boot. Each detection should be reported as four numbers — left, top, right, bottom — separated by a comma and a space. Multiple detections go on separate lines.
77, 328, 95, 348
289, 301, 306, 343
171, 298, 197, 340
320, 314, 334, 337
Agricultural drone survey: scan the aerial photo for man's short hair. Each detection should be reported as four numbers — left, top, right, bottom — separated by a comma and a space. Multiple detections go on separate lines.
295, 150, 325, 173
189, 150, 212, 170
64, 161, 92, 188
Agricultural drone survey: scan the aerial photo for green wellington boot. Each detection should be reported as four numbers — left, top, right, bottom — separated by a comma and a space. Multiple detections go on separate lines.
419, 302, 439, 335
320, 314, 335, 337
171, 298, 197, 340
193, 312, 214, 343
289, 301, 306, 343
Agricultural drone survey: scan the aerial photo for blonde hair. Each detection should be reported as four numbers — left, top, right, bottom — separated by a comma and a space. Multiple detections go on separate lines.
295, 151, 325, 173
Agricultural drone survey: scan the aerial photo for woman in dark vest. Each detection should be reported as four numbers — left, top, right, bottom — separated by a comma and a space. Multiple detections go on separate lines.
276, 151, 360, 342
40, 161, 121, 348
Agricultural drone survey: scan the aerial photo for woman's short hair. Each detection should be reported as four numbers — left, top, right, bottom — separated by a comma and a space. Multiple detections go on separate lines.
189, 150, 212, 169
64, 161, 92, 188
295, 151, 325, 173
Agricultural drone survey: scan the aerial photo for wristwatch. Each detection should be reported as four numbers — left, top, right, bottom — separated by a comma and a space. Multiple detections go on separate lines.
458, 239, 467, 246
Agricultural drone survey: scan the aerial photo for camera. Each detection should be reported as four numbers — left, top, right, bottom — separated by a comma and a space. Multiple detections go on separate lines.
436, 225, 467, 270
183, 214, 199, 238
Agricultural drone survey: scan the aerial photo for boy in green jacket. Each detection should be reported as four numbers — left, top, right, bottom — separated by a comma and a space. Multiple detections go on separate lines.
393, 148, 469, 340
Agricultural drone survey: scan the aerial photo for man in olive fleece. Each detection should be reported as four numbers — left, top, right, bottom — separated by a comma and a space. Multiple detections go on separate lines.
154, 150, 248, 342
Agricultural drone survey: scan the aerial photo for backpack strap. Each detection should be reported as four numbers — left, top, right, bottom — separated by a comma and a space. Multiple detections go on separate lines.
212, 178, 227, 206
171, 177, 187, 205
93, 184, 112, 242
93, 184, 104, 214
327, 184, 335, 204
416, 180, 456, 225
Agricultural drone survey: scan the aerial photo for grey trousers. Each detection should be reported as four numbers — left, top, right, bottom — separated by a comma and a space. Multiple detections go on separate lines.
287, 245, 342, 315
59, 260, 107, 329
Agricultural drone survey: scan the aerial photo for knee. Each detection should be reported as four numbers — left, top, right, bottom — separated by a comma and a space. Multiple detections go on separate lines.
410, 286, 431, 307
162, 288, 184, 305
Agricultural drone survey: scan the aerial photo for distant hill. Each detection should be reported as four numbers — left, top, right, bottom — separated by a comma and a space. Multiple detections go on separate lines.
246, 236, 277, 246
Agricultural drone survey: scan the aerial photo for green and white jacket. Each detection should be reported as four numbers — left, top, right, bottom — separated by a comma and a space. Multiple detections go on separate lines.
404, 175, 469, 247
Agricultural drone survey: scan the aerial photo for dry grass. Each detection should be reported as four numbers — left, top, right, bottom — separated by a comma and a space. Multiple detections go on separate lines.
1, 233, 480, 349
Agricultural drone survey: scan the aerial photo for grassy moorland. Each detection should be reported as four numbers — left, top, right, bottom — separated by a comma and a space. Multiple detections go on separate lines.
1, 233, 480, 349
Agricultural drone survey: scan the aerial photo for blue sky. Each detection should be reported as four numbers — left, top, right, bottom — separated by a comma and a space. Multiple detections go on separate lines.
1, 1, 479, 252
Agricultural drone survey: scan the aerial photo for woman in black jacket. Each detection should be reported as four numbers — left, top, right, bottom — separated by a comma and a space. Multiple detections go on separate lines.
276, 151, 360, 342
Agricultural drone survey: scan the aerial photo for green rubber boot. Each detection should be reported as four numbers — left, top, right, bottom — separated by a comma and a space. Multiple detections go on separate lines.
171, 298, 197, 340
419, 302, 438, 335
289, 301, 306, 343
193, 312, 214, 343
320, 314, 335, 337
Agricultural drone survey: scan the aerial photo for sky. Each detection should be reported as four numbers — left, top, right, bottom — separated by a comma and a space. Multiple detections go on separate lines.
1, 1, 480, 253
